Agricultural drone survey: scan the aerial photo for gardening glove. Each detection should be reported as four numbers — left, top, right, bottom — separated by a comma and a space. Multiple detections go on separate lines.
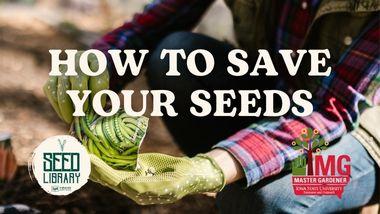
89, 153, 225, 205
43, 51, 109, 123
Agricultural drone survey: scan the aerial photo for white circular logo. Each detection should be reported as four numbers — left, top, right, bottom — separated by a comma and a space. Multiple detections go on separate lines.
31, 135, 90, 196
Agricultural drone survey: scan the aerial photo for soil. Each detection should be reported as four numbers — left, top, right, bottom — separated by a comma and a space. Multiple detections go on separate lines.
0, 167, 216, 214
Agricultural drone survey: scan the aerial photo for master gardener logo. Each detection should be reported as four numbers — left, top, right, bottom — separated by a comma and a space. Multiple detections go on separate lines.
31, 135, 90, 196
291, 128, 351, 198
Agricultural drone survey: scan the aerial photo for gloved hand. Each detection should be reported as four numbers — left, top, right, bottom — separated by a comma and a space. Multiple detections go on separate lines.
90, 153, 225, 205
43, 51, 109, 123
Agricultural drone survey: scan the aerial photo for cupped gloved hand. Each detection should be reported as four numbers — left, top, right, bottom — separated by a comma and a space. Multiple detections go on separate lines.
43, 51, 109, 123
90, 153, 225, 205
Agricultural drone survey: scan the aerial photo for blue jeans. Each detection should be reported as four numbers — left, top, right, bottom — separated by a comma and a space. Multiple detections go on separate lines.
147, 32, 277, 156
216, 134, 378, 214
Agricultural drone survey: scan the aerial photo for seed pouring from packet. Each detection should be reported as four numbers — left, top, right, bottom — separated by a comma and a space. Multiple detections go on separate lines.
72, 109, 149, 171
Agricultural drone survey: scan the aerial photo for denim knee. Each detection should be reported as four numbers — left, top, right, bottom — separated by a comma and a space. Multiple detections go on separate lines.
146, 31, 196, 89
216, 134, 378, 214
216, 178, 312, 214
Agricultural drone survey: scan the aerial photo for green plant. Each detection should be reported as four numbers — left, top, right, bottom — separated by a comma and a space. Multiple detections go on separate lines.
73, 109, 148, 170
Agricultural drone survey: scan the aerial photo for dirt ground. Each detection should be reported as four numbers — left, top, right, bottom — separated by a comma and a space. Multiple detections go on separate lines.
0, 1, 234, 213
0, 166, 217, 213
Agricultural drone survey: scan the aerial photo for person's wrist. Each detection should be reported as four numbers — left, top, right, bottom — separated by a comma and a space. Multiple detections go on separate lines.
191, 154, 225, 193
205, 149, 244, 185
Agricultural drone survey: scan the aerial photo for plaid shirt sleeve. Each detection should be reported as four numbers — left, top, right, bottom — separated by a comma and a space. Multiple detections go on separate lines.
92, 0, 214, 91
214, 19, 380, 187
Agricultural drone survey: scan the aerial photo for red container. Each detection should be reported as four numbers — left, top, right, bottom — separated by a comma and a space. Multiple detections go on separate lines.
0, 132, 17, 182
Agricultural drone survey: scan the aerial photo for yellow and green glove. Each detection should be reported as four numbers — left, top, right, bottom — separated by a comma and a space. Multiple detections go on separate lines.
43, 51, 109, 123
90, 153, 226, 205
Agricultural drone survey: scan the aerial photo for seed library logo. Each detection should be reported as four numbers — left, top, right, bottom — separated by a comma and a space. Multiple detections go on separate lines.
291, 128, 351, 198
31, 135, 90, 195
